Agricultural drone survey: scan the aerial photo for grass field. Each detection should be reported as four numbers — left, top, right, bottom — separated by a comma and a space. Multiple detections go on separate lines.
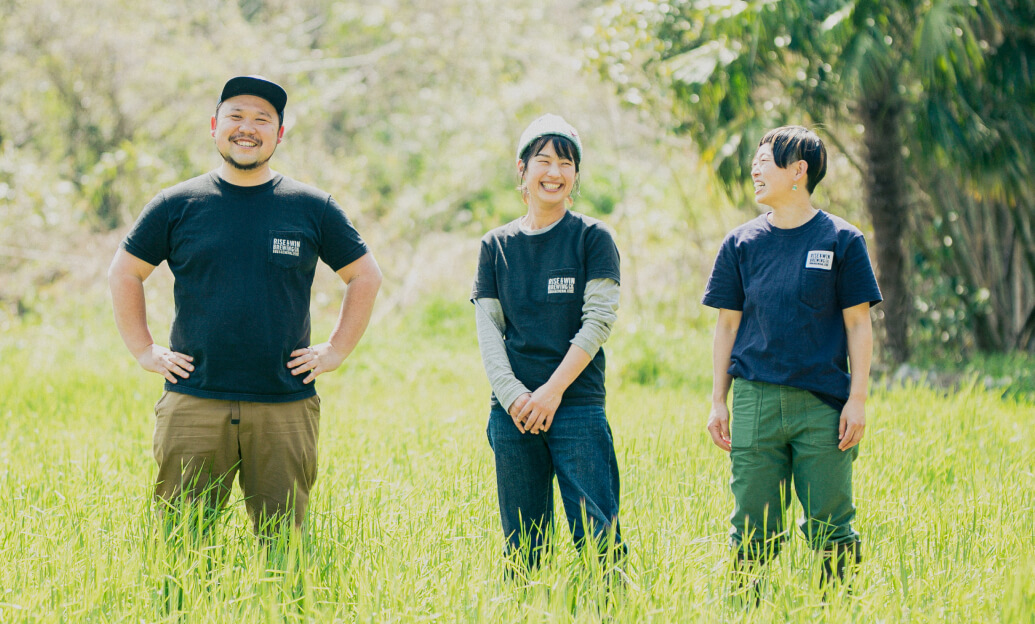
1, 293, 1033, 623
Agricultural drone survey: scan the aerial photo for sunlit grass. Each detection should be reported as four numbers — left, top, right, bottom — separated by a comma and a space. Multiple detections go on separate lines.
0, 296, 1032, 621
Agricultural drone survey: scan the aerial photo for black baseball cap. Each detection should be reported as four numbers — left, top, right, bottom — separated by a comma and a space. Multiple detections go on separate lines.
218, 75, 287, 121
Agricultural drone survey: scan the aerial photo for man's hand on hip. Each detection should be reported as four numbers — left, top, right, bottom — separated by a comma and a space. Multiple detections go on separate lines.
137, 344, 194, 383
288, 342, 345, 384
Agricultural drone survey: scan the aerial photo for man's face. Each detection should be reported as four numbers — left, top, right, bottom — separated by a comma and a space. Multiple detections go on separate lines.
211, 95, 284, 172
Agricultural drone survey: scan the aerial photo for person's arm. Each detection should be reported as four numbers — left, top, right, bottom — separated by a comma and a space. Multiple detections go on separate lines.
474, 298, 532, 412
108, 247, 195, 383
838, 302, 872, 450
517, 344, 593, 435
288, 252, 382, 383
570, 278, 619, 358
518, 278, 620, 434
474, 298, 533, 430
707, 308, 742, 452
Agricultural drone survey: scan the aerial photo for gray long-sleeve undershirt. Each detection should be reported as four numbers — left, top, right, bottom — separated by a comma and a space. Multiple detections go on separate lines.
474, 277, 620, 412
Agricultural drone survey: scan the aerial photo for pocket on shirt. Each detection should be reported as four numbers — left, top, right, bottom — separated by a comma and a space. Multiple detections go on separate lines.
545, 268, 579, 304
799, 268, 835, 310
268, 230, 305, 269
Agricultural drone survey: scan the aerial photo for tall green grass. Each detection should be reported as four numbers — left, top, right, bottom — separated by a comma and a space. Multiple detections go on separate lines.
0, 297, 1032, 622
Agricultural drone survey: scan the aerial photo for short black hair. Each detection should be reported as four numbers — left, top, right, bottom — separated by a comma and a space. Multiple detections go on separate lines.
758, 126, 827, 193
518, 135, 581, 172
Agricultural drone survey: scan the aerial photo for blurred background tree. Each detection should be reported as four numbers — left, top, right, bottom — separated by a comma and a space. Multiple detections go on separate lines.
589, 0, 1035, 363
1, 0, 1032, 366
0, 0, 715, 327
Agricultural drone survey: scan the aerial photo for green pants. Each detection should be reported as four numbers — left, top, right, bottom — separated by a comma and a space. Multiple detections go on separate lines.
729, 379, 859, 557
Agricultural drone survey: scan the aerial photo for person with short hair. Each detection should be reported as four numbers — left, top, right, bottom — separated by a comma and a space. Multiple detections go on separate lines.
472, 115, 625, 571
108, 75, 382, 536
702, 126, 882, 595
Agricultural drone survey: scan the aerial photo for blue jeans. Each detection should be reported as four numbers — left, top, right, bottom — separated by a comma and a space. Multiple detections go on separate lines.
486, 403, 624, 568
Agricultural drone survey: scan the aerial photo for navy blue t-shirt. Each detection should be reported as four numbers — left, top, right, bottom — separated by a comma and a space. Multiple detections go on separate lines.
472, 211, 621, 407
123, 172, 369, 402
702, 211, 882, 408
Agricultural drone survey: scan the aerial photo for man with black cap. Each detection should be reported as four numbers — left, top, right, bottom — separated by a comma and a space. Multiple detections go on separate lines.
108, 75, 382, 536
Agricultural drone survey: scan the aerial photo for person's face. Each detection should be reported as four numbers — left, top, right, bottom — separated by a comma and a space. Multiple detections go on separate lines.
518, 141, 577, 209
211, 95, 284, 172
751, 142, 803, 207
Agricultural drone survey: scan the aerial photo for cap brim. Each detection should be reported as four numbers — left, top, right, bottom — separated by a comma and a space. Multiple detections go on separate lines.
219, 76, 287, 118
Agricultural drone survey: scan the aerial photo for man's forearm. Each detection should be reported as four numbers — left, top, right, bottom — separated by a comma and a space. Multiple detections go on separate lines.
327, 271, 381, 359
109, 272, 155, 358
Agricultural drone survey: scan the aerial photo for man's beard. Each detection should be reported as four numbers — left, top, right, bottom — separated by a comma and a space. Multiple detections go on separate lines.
218, 140, 277, 171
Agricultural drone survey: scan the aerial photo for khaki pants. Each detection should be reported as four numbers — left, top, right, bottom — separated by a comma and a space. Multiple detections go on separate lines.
153, 391, 320, 533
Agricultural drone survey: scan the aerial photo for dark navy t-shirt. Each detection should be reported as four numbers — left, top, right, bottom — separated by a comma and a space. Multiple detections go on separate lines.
472, 211, 621, 407
702, 211, 882, 408
123, 172, 368, 402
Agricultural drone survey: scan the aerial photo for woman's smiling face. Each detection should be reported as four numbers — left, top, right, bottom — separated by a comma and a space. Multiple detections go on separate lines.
751, 142, 798, 208
520, 140, 577, 209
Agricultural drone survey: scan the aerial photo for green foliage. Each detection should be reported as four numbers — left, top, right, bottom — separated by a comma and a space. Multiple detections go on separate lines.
1, 297, 1034, 621
2, 0, 742, 336
589, 0, 1035, 359
2, 2, 1034, 616
402, 296, 474, 342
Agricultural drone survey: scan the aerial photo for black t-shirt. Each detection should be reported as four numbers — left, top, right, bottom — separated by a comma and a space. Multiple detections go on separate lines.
702, 211, 882, 408
472, 211, 621, 407
122, 172, 368, 402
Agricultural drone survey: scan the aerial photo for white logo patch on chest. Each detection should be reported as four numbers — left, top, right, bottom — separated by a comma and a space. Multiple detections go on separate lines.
272, 238, 301, 257
548, 276, 576, 294
805, 250, 834, 270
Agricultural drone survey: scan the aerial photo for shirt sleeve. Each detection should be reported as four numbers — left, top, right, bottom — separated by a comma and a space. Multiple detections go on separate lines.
473, 298, 530, 411
318, 195, 369, 271
570, 278, 619, 358
701, 235, 744, 310
585, 224, 621, 284
471, 237, 499, 300
121, 191, 171, 266
836, 234, 883, 309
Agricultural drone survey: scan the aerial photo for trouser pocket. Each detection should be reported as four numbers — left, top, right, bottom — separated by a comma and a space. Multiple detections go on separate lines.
730, 379, 761, 451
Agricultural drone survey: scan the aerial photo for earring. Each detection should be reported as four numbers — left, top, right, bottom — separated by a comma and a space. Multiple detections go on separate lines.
792, 184, 798, 191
